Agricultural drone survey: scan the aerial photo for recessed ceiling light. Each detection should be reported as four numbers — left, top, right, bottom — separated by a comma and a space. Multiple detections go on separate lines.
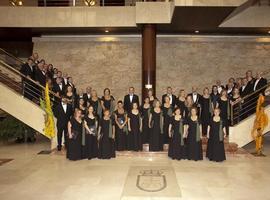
268, 30, 270, 34
195, 30, 199, 33
105, 30, 109, 33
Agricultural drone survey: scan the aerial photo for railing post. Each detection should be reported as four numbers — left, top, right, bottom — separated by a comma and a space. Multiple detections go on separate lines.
230, 104, 234, 126
72, 0, 76, 6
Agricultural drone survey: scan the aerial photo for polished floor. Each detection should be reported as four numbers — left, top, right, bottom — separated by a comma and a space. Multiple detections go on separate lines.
0, 136, 270, 200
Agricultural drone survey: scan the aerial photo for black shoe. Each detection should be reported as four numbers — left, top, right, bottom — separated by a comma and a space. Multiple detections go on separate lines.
57, 146, 62, 151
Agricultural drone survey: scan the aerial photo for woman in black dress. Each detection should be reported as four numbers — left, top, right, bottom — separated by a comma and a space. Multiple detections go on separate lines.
65, 85, 76, 110
168, 107, 186, 160
162, 96, 174, 144
210, 85, 220, 109
185, 95, 194, 119
185, 107, 203, 161
147, 88, 156, 107
101, 88, 115, 115
230, 88, 242, 124
84, 106, 99, 159
78, 98, 86, 118
98, 109, 115, 159
141, 97, 151, 144
206, 108, 226, 162
200, 87, 213, 136
89, 89, 102, 118
67, 108, 83, 161
217, 89, 230, 136
176, 89, 187, 118
149, 99, 164, 151
128, 103, 143, 151
114, 101, 128, 151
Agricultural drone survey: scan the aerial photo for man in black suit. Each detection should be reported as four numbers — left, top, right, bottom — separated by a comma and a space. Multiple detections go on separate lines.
124, 87, 140, 113
253, 72, 267, 93
188, 86, 201, 107
34, 61, 46, 87
245, 70, 255, 96
162, 87, 176, 107
20, 57, 35, 100
83, 86, 92, 107
53, 77, 65, 97
216, 80, 225, 94
54, 98, 73, 151
240, 78, 250, 97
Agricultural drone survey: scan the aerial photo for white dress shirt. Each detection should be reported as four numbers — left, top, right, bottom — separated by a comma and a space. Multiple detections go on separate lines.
192, 93, 198, 103
129, 94, 133, 103
62, 103, 67, 113
253, 78, 261, 91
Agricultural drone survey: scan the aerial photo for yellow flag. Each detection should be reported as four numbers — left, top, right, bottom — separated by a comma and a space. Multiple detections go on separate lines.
40, 83, 56, 139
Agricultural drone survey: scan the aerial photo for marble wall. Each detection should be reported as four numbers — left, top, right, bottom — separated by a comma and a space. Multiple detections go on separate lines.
33, 36, 270, 100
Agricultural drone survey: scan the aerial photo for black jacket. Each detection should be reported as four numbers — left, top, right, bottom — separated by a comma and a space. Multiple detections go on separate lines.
20, 63, 34, 80
253, 78, 267, 92
34, 68, 46, 87
124, 94, 140, 113
54, 103, 73, 129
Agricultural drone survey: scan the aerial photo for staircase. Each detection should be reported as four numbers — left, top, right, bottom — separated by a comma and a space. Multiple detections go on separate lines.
0, 49, 57, 150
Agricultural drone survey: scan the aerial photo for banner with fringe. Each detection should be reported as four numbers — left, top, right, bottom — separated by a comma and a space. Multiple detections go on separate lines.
40, 83, 56, 139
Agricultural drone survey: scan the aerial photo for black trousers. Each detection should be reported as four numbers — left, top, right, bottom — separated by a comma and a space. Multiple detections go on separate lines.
57, 125, 68, 148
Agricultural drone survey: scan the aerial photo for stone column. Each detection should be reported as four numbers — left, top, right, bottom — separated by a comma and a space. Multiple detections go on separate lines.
142, 24, 156, 102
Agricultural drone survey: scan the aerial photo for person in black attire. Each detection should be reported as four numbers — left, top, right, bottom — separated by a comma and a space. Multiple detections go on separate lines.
188, 86, 201, 114
206, 108, 226, 162
141, 97, 151, 144
162, 87, 176, 108
128, 102, 143, 151
53, 77, 65, 97
33, 60, 46, 101
210, 85, 220, 109
240, 78, 250, 97
83, 86, 92, 107
217, 90, 230, 135
245, 70, 255, 96
168, 107, 186, 160
200, 87, 212, 136
185, 107, 203, 161
124, 87, 140, 113
55, 98, 73, 151
253, 72, 267, 94
162, 96, 174, 144
149, 99, 164, 151
84, 105, 99, 159
175, 89, 188, 119
216, 80, 225, 94
67, 77, 77, 94
67, 108, 83, 161
114, 101, 128, 151
98, 109, 115, 159
46, 64, 54, 80
20, 57, 35, 100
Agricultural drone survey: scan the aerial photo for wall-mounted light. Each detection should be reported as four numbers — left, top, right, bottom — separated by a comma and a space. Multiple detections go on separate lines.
9, 0, 23, 6
195, 30, 199, 33
105, 30, 109, 33
268, 30, 270, 34
84, 0, 96, 6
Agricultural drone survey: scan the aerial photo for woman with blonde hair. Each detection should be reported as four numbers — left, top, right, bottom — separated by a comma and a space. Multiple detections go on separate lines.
149, 99, 164, 151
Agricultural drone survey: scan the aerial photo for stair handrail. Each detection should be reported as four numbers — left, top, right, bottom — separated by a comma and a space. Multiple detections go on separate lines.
0, 48, 25, 65
0, 60, 59, 99
230, 80, 270, 126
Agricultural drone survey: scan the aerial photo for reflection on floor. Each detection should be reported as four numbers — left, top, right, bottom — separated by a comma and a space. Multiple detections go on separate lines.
0, 136, 270, 200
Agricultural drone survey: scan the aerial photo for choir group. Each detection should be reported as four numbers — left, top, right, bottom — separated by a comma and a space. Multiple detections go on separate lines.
20, 53, 268, 163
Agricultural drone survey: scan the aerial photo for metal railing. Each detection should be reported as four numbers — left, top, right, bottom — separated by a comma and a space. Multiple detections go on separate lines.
0, 59, 60, 107
5, 0, 170, 7
230, 76, 270, 126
